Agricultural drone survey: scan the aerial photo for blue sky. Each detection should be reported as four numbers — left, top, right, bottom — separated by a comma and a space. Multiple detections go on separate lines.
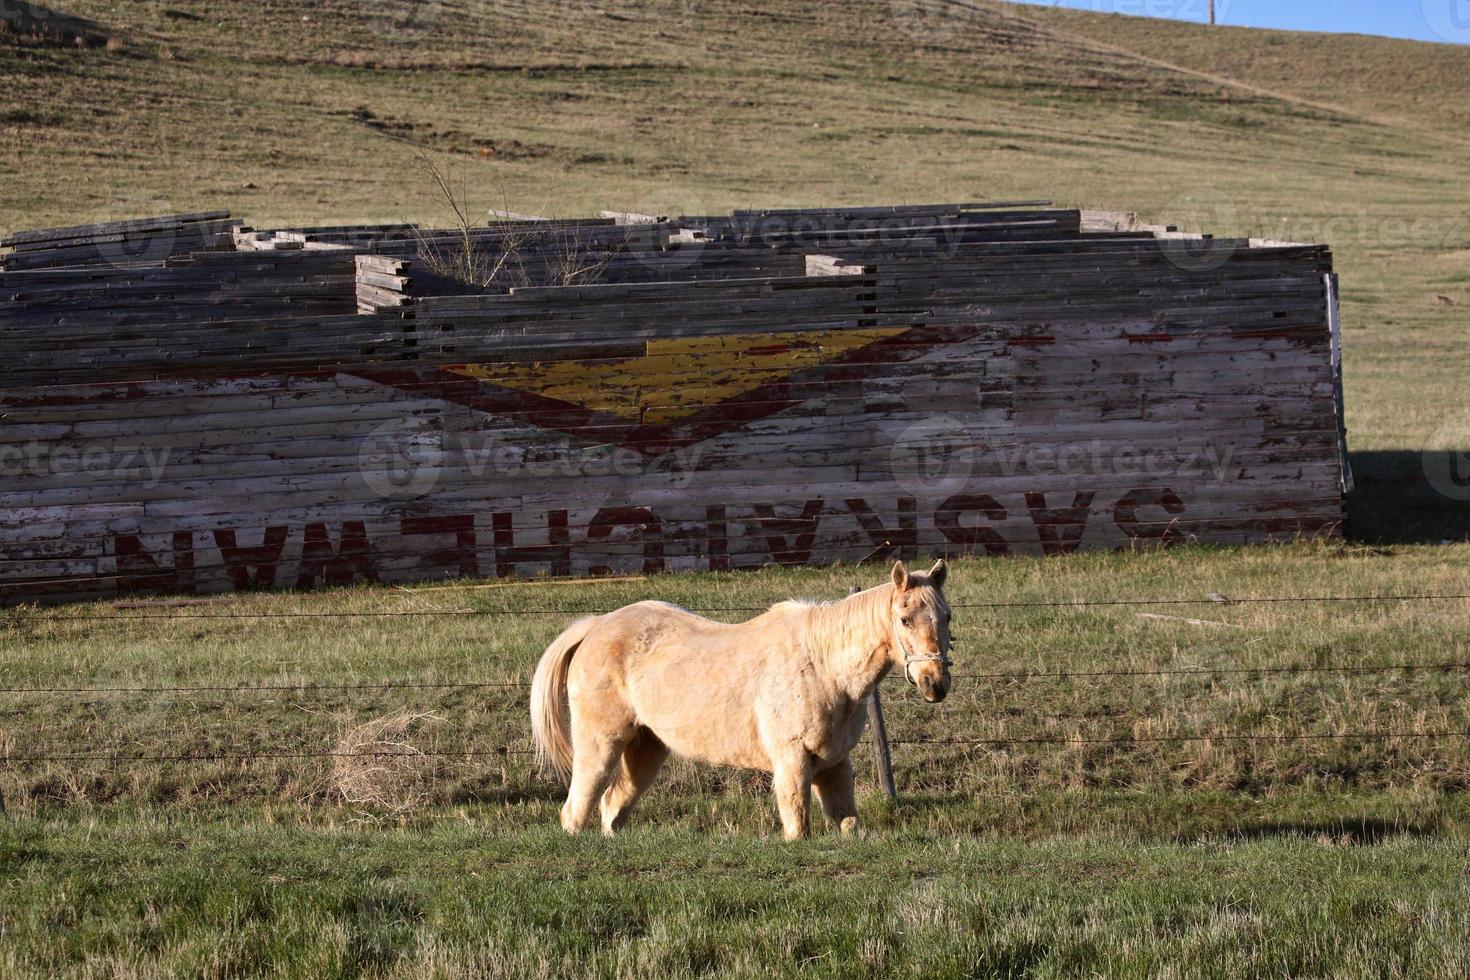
1003, 0, 1470, 45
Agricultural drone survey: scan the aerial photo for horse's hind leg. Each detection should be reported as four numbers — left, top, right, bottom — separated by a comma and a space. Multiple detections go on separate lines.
599, 727, 669, 835
561, 705, 633, 835
813, 757, 859, 836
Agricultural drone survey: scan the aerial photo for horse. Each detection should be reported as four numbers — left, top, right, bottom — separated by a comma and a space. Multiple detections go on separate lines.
529, 559, 953, 839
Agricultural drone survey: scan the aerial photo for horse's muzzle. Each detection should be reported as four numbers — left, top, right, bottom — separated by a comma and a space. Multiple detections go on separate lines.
917, 672, 950, 703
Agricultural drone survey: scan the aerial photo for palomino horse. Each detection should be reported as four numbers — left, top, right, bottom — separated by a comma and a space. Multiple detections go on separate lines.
530, 559, 952, 839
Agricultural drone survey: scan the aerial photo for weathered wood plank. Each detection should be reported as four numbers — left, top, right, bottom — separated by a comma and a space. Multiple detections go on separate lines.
0, 202, 1345, 601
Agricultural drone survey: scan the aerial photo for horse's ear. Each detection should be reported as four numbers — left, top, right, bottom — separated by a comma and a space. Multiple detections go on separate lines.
928, 558, 947, 589
891, 560, 909, 592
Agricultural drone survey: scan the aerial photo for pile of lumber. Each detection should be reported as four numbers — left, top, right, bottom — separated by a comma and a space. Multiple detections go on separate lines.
234, 224, 419, 251
0, 250, 359, 329
0, 203, 1349, 602
0, 212, 237, 271
688, 201, 1081, 247
355, 255, 412, 314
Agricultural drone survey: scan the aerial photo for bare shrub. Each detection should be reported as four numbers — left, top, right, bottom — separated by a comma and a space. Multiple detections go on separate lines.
410, 149, 631, 291
410, 149, 530, 289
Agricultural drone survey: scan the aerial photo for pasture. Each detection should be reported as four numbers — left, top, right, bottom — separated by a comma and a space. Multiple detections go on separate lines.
4, 546, 1470, 974
3, 0, 1469, 975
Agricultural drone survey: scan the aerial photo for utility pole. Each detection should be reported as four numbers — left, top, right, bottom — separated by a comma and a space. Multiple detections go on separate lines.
1209, 0, 1216, 25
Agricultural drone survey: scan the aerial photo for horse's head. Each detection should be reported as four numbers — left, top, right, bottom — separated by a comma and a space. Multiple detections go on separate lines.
887, 559, 952, 703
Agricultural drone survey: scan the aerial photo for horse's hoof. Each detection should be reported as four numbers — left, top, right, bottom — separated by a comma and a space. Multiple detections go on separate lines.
839, 816, 859, 837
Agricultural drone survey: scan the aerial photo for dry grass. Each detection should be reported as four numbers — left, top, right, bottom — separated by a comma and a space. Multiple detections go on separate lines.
0, 543, 1467, 830
330, 709, 442, 820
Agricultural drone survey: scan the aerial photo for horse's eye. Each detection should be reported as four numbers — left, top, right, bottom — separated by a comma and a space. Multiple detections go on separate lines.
900, 617, 912, 627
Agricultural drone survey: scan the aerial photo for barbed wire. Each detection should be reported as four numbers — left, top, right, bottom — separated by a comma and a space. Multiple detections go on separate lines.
2, 658, 1470, 698
942, 660, 1470, 682
3, 593, 1466, 775
889, 730, 1470, 747
2, 728, 1466, 767
0, 679, 529, 695
0, 747, 535, 764
8, 592, 1470, 623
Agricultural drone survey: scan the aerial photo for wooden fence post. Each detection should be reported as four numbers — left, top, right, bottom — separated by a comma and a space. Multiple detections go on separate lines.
855, 586, 898, 800
867, 691, 898, 801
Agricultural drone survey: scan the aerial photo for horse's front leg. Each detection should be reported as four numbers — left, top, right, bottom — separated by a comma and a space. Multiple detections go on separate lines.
813, 756, 859, 836
770, 752, 814, 841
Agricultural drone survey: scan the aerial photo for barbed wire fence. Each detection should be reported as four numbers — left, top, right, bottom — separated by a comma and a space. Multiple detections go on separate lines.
11, 591, 1470, 621
1, 590, 1467, 776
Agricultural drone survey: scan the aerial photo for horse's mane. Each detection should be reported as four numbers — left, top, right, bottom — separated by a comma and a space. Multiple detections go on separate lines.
771, 573, 946, 657
770, 584, 893, 656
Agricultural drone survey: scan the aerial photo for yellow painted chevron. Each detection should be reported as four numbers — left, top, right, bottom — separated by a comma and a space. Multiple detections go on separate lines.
445, 327, 905, 424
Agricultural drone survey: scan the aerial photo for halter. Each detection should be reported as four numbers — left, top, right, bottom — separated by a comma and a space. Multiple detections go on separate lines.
893, 615, 952, 685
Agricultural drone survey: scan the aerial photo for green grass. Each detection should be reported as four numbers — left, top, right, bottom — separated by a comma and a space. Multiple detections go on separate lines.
4, 0, 1470, 973
3, 815, 1469, 977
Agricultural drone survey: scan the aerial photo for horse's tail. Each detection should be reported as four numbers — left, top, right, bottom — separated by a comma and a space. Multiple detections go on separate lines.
529, 615, 599, 784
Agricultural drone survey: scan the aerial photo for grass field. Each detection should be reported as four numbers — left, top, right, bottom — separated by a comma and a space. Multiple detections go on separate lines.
5, 818, 1470, 977
3, 0, 1470, 975
4, 548, 1470, 975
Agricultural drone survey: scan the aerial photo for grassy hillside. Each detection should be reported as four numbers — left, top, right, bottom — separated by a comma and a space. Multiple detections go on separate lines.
3, 3, 1470, 974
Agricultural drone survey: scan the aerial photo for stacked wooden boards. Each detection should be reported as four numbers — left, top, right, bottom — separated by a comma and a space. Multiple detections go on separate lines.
352, 247, 811, 312
0, 250, 360, 329
0, 212, 237, 271
0, 204, 1347, 602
